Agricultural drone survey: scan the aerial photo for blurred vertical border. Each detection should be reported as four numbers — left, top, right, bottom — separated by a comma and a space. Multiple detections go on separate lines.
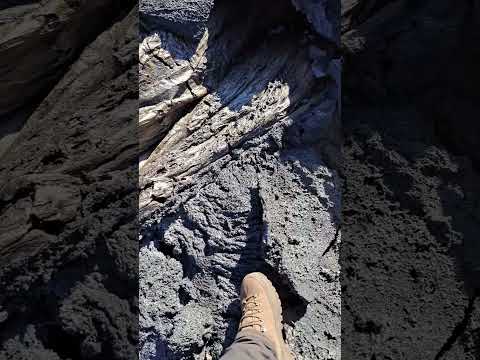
0, 1, 139, 359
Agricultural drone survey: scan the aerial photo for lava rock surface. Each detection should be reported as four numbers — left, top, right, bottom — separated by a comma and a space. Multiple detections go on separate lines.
139, 0, 341, 359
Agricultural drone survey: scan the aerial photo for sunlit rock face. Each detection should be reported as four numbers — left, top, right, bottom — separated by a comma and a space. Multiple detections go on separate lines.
139, 0, 341, 359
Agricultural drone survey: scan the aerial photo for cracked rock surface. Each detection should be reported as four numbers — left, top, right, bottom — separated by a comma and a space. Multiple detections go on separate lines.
139, 0, 341, 359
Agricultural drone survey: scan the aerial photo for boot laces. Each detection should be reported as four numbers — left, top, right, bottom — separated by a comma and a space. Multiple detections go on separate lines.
239, 295, 264, 332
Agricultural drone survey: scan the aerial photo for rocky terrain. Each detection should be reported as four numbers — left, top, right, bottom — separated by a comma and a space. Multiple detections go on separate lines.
139, 0, 342, 359
139, 0, 480, 359
0, 0, 478, 360
341, 1, 480, 358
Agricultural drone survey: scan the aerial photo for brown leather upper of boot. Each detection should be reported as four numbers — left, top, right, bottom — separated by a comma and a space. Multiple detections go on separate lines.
238, 272, 293, 360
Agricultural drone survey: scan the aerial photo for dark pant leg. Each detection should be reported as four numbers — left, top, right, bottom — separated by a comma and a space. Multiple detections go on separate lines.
220, 330, 278, 360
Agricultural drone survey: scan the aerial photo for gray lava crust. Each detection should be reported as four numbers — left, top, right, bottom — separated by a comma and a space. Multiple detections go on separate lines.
139, 0, 341, 359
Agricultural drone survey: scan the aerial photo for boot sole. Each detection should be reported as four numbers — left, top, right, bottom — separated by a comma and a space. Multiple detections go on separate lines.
245, 272, 294, 360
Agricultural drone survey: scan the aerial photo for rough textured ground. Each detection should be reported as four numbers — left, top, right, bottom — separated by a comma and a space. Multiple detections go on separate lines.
140, 1, 480, 359
0, 1, 138, 359
341, 1, 480, 358
139, 0, 341, 359
0, 1, 478, 360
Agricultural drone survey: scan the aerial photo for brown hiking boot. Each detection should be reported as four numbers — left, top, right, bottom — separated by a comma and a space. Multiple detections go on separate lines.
238, 272, 294, 360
